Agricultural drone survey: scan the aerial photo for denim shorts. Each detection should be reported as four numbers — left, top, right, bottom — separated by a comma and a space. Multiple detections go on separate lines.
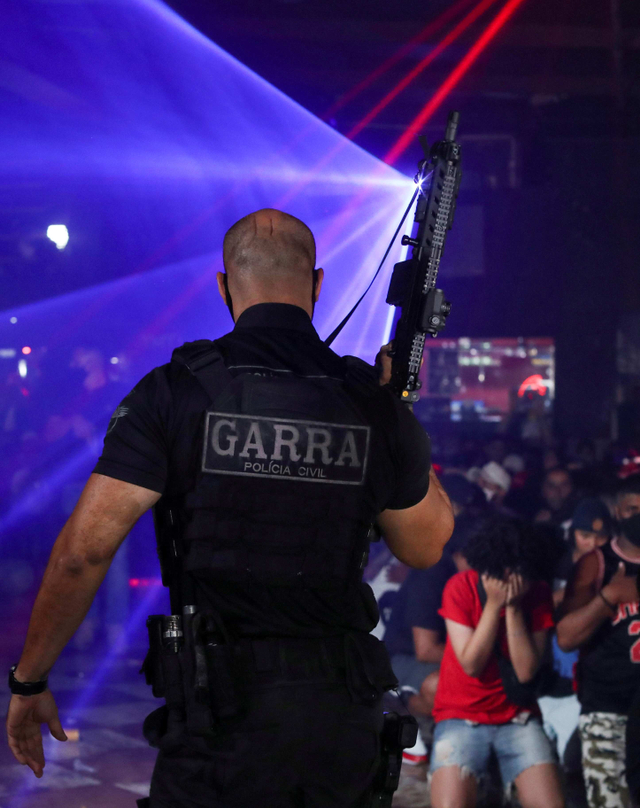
430, 717, 556, 785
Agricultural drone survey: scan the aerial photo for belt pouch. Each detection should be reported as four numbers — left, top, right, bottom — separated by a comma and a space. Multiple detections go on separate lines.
142, 615, 186, 710
182, 611, 215, 735
142, 615, 166, 698
161, 653, 184, 709
344, 632, 398, 705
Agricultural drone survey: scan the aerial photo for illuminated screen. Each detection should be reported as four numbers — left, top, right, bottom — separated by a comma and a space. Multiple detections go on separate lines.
415, 337, 554, 424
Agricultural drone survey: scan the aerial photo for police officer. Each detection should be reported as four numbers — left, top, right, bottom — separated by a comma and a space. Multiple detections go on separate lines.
7, 209, 453, 806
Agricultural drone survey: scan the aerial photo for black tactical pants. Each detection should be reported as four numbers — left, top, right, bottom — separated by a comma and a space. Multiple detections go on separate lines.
144, 683, 383, 808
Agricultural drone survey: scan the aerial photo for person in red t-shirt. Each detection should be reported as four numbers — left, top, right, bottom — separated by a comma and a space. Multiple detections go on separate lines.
430, 518, 564, 808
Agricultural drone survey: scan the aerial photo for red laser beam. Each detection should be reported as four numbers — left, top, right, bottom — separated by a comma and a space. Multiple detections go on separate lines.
305, 0, 524, 275
384, 0, 530, 165
345, 0, 500, 141
286, 0, 501, 256
323, 0, 478, 120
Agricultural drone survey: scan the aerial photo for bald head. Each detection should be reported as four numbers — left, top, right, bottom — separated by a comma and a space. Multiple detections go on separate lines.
224, 208, 315, 280
219, 209, 321, 321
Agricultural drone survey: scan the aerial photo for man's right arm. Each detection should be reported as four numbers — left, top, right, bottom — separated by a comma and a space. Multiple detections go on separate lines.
556, 553, 637, 652
7, 474, 160, 777
378, 468, 453, 569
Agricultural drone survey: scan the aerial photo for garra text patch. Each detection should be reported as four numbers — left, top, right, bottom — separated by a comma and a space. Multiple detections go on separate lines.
202, 412, 370, 485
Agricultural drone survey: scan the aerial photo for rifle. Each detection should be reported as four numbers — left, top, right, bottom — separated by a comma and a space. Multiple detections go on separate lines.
385, 111, 462, 403
361, 115, 462, 807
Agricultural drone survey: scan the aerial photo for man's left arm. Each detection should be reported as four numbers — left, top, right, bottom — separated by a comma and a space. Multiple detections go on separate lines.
379, 470, 453, 569
7, 473, 160, 777
412, 627, 445, 663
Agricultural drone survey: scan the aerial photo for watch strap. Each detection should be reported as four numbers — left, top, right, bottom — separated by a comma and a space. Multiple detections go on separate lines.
9, 665, 48, 696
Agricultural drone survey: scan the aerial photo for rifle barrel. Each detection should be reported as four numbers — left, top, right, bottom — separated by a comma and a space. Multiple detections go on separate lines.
445, 110, 460, 142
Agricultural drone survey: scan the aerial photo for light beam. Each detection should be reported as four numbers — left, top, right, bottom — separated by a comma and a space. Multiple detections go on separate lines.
345, 0, 500, 141
385, 0, 530, 165
322, 0, 479, 121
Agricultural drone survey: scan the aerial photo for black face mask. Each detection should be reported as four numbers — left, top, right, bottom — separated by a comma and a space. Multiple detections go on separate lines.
223, 269, 318, 321
311, 269, 318, 317
620, 513, 640, 547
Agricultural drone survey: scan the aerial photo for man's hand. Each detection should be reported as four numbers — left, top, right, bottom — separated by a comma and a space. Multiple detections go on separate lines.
482, 574, 508, 608
375, 343, 393, 386
6, 690, 67, 778
506, 573, 531, 608
602, 562, 639, 606
5, 474, 159, 776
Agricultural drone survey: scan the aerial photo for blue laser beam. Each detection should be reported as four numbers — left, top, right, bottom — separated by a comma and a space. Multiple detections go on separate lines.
0, 0, 421, 681
61, 580, 164, 727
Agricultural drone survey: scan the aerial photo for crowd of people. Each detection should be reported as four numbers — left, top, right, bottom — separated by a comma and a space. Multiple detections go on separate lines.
3, 336, 640, 807
372, 436, 640, 808
0, 344, 151, 649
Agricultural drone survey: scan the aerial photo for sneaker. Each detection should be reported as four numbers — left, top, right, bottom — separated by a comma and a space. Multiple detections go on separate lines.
402, 749, 428, 766
402, 731, 429, 766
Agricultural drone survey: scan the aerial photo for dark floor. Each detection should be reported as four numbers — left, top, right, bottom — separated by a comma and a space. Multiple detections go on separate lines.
0, 644, 160, 808
0, 642, 429, 808
0, 635, 585, 808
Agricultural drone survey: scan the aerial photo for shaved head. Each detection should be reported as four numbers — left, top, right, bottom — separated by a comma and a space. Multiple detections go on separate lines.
218, 209, 322, 321
223, 208, 315, 287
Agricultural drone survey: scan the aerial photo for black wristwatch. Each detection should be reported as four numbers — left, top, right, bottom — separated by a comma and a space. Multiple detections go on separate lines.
9, 665, 48, 696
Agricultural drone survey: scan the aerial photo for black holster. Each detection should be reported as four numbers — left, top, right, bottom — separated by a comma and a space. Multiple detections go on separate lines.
361, 712, 419, 808
344, 633, 413, 807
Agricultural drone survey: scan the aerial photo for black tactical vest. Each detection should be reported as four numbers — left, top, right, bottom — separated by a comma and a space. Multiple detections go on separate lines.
169, 339, 391, 592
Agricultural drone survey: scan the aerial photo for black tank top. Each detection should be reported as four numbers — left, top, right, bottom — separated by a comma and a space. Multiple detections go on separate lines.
578, 540, 640, 715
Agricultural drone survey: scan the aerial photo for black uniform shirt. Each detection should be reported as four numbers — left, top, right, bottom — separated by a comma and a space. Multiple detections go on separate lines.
94, 303, 431, 636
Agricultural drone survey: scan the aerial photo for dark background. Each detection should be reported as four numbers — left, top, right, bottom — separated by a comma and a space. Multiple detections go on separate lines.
2, 0, 639, 440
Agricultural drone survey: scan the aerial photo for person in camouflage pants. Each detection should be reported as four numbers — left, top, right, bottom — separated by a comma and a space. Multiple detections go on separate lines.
556, 479, 640, 808
579, 712, 631, 808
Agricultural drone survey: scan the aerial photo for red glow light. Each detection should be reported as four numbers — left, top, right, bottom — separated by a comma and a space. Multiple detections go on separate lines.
385, 0, 530, 165
21, 346, 31, 355
128, 577, 161, 587
518, 374, 548, 398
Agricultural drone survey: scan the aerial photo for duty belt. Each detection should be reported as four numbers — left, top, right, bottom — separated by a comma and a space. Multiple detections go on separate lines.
238, 635, 347, 685
143, 610, 396, 736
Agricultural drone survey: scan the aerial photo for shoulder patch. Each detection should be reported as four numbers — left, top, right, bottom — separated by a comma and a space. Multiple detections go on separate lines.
107, 405, 129, 434
202, 412, 370, 485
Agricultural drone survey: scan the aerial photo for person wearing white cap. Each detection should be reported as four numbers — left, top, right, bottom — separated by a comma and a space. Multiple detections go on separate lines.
478, 461, 511, 507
